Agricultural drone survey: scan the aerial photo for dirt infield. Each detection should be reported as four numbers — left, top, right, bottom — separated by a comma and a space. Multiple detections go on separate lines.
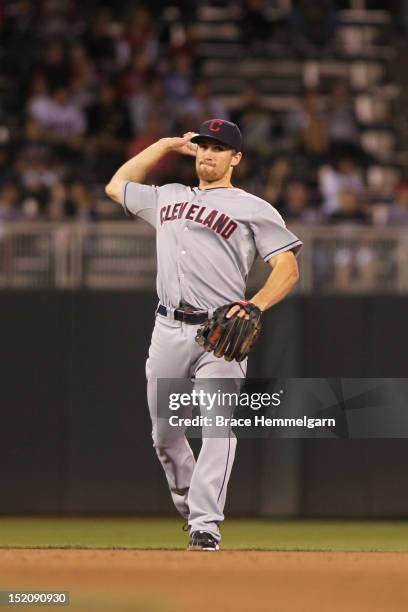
1, 549, 408, 612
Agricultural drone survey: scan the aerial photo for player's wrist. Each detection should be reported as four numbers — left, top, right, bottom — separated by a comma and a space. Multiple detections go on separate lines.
248, 298, 266, 312
158, 137, 174, 152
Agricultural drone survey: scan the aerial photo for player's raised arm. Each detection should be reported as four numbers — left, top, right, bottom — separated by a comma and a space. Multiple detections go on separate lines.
105, 132, 198, 204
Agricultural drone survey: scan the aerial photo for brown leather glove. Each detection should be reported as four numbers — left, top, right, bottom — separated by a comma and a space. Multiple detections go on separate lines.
195, 301, 262, 362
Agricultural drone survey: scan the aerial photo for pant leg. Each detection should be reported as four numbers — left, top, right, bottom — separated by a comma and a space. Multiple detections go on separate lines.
187, 345, 247, 542
146, 315, 195, 519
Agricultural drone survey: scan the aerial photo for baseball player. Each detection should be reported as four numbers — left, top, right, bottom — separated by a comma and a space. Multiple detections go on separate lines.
106, 119, 302, 551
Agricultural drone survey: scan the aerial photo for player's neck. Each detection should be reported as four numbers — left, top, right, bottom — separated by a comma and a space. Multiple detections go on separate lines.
198, 178, 233, 190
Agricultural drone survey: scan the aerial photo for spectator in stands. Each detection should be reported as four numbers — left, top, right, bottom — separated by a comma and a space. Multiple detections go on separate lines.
28, 85, 86, 145
0, 183, 22, 221
1, 0, 38, 79
82, 7, 116, 69
387, 180, 408, 224
128, 76, 175, 135
17, 154, 53, 216
167, 24, 199, 64
278, 180, 319, 223
233, 83, 275, 157
26, 74, 52, 129
164, 55, 193, 103
34, 38, 70, 90
326, 80, 359, 152
117, 51, 150, 101
328, 188, 368, 224
240, 0, 274, 55
287, 91, 330, 159
67, 180, 97, 222
15, 119, 58, 215
116, 5, 158, 70
182, 79, 229, 128
87, 82, 132, 145
47, 181, 69, 222
38, 0, 73, 38
0, 145, 16, 186
263, 156, 293, 206
289, 0, 338, 52
127, 112, 177, 183
230, 155, 263, 197
319, 156, 364, 216
16, 118, 52, 166
86, 81, 132, 179
21, 195, 42, 220
68, 42, 98, 109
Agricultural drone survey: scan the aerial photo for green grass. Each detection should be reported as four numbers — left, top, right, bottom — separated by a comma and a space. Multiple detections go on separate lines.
0, 518, 408, 552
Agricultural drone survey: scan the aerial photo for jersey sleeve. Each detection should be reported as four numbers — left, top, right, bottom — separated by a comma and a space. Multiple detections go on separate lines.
249, 204, 302, 262
121, 181, 158, 227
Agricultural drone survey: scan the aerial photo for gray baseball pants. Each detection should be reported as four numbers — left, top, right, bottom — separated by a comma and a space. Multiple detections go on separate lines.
146, 312, 246, 543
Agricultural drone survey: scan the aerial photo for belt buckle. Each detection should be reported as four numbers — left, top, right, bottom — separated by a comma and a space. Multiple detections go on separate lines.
181, 311, 190, 323
176, 309, 199, 324
182, 310, 195, 323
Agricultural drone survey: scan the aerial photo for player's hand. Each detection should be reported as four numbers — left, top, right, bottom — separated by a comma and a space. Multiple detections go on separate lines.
167, 132, 199, 157
226, 303, 250, 320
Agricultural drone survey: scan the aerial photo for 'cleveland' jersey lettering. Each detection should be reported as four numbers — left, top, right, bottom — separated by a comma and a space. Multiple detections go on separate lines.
159, 203, 238, 240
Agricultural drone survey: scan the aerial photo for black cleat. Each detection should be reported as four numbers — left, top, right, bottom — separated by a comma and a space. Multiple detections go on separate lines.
187, 531, 220, 551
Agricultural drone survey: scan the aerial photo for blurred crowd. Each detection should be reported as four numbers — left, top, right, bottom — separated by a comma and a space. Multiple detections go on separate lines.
0, 0, 406, 226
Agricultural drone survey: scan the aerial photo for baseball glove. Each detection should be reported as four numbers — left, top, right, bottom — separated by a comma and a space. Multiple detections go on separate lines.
195, 301, 262, 362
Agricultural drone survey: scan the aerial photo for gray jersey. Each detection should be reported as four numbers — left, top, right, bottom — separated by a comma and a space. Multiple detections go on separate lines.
122, 182, 302, 310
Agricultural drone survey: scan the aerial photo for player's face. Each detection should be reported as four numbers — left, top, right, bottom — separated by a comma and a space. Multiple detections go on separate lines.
195, 139, 240, 183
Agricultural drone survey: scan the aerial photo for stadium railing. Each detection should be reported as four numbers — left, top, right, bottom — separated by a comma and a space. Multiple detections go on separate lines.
0, 222, 407, 293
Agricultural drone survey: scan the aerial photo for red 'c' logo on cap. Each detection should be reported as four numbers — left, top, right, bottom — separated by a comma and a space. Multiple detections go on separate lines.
209, 119, 223, 132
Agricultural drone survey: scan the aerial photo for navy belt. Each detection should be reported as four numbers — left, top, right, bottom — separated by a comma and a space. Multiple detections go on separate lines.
157, 303, 209, 325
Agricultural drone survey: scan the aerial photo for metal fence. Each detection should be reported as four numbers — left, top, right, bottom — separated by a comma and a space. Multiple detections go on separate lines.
0, 221, 407, 293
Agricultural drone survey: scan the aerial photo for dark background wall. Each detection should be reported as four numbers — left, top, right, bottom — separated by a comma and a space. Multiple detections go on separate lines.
1, 291, 408, 517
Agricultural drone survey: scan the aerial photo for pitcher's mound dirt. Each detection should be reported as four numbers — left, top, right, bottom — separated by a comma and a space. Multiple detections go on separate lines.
1, 549, 408, 612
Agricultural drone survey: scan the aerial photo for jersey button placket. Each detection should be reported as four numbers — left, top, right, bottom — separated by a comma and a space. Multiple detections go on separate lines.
178, 222, 188, 283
